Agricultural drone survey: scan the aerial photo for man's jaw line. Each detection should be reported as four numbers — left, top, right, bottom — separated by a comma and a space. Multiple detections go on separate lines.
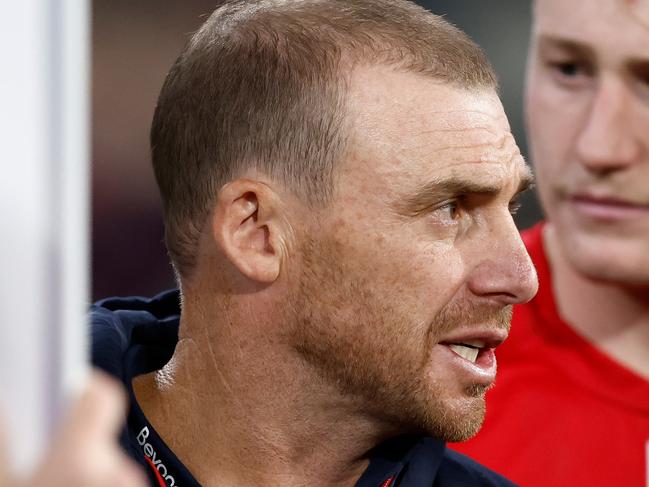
137, 319, 416, 486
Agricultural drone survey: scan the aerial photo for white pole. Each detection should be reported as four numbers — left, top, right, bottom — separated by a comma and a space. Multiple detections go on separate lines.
0, 0, 89, 475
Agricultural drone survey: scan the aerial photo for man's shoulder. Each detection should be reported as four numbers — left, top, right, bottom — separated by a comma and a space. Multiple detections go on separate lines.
92, 289, 181, 322
89, 290, 186, 486
90, 289, 181, 380
438, 448, 517, 486
364, 437, 517, 486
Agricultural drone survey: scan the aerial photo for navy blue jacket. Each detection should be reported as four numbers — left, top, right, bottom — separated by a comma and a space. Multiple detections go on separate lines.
91, 290, 517, 487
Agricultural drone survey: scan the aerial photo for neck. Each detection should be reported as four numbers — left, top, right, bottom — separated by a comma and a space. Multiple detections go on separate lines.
133, 301, 392, 487
544, 224, 649, 380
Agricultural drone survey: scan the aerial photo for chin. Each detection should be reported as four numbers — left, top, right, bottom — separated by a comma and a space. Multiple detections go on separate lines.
413, 389, 487, 442
436, 401, 486, 442
562, 231, 649, 287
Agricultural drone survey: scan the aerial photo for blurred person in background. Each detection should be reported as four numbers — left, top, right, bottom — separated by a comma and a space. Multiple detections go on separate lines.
452, 0, 649, 485
91, 0, 539, 485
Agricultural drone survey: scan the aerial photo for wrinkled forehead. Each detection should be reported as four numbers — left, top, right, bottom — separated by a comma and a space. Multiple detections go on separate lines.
345, 66, 524, 186
348, 66, 509, 131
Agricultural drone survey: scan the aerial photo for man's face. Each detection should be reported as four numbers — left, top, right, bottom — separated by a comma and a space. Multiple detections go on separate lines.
526, 0, 649, 285
287, 67, 538, 442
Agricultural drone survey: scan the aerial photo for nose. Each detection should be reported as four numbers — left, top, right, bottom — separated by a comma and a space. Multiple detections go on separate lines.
575, 77, 642, 174
467, 217, 539, 306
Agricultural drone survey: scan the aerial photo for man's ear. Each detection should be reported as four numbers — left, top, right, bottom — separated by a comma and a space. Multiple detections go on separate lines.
211, 179, 286, 283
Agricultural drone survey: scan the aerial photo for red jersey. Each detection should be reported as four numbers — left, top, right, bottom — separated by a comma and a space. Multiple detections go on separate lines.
452, 223, 649, 487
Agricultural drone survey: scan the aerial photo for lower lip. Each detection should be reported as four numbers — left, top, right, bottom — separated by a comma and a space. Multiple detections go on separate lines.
571, 199, 649, 220
439, 345, 497, 385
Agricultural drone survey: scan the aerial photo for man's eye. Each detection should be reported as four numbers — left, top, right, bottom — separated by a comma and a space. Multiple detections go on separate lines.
553, 62, 581, 77
547, 60, 594, 87
433, 200, 461, 221
629, 63, 649, 103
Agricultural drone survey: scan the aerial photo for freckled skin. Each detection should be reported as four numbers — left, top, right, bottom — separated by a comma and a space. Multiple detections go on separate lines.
134, 66, 539, 487
285, 66, 538, 441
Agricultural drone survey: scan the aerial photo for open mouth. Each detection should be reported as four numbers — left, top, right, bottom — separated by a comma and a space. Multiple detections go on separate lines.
445, 340, 485, 364
437, 335, 501, 384
437, 329, 506, 381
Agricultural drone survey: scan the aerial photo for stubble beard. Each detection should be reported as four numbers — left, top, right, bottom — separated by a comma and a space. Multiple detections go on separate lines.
287, 236, 511, 443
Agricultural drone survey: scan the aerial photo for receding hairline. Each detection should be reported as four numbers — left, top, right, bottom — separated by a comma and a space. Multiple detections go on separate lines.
151, 0, 499, 278
192, 0, 498, 90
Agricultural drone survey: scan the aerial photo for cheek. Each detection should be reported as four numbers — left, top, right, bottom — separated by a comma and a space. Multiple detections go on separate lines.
358, 241, 468, 365
526, 78, 579, 209
330, 220, 467, 320
376, 240, 467, 315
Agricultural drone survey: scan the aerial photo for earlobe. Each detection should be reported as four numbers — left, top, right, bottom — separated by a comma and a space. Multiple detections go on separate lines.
212, 180, 283, 284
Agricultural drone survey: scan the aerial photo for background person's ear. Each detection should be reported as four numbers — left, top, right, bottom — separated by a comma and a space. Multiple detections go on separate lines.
211, 179, 284, 283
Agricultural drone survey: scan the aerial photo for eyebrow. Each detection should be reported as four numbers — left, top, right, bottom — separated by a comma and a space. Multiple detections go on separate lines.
397, 169, 534, 217
536, 36, 596, 60
537, 35, 649, 77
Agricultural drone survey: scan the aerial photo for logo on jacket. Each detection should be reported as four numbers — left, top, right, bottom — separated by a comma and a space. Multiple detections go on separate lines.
137, 426, 180, 487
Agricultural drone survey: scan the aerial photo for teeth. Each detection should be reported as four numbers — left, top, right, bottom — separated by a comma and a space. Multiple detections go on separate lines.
462, 340, 485, 348
449, 344, 480, 363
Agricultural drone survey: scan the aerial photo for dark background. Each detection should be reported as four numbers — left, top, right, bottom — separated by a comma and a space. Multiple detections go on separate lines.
92, 0, 541, 300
